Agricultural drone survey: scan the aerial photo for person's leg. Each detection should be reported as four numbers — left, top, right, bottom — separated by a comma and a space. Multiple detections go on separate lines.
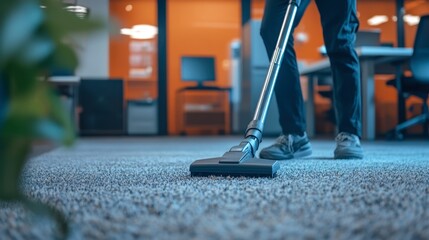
314, 0, 361, 137
315, 0, 363, 159
259, 0, 312, 160
260, 0, 310, 135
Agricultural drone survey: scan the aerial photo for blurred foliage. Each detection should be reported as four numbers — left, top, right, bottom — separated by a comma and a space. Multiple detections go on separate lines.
0, 0, 102, 237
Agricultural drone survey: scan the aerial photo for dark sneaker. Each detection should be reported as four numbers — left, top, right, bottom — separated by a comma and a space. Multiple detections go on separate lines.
259, 133, 312, 160
334, 132, 364, 159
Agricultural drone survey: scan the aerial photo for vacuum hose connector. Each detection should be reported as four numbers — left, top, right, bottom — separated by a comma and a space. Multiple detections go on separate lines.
227, 120, 263, 158
228, 137, 259, 159
290, 0, 301, 7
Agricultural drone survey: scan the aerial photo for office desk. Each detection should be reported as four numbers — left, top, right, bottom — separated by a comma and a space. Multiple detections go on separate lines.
300, 46, 413, 140
177, 87, 231, 135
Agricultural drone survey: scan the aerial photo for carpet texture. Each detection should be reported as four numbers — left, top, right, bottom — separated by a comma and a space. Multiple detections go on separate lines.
1, 137, 429, 240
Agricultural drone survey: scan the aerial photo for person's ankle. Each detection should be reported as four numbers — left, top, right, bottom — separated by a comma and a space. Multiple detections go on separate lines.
283, 132, 306, 137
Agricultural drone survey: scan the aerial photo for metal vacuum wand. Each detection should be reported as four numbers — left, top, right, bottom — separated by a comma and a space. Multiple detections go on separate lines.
223, 0, 301, 163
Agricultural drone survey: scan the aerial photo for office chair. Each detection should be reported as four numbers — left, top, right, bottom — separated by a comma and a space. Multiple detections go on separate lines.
386, 15, 429, 139
317, 76, 337, 126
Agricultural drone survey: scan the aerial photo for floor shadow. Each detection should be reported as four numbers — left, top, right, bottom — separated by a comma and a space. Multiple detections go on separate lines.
297, 156, 336, 161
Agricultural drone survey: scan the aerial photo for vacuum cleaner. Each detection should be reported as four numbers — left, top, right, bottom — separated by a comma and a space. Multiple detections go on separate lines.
190, 0, 301, 177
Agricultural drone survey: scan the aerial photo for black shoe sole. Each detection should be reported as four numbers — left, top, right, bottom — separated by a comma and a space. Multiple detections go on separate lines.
334, 150, 364, 159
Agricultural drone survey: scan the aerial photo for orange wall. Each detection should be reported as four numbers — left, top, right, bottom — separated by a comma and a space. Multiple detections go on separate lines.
167, 0, 241, 134
110, 0, 158, 100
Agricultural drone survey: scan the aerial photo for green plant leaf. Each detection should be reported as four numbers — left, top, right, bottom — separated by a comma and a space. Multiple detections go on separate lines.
47, 89, 75, 146
0, 0, 44, 65
48, 42, 79, 72
41, 0, 103, 41
0, 138, 31, 200
0, 0, 102, 236
2, 82, 74, 145
17, 35, 55, 66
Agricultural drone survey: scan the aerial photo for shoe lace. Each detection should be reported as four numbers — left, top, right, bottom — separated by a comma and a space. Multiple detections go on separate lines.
277, 135, 294, 152
336, 133, 350, 142
336, 132, 359, 146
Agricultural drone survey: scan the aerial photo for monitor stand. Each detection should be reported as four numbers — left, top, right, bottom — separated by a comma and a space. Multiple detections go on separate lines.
186, 82, 219, 90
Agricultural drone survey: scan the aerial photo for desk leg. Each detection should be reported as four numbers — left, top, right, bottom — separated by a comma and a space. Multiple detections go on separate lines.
361, 60, 376, 140
306, 75, 315, 138
72, 85, 79, 135
395, 64, 406, 130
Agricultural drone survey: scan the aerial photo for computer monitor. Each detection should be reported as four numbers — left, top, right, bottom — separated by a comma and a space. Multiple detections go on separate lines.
181, 56, 216, 88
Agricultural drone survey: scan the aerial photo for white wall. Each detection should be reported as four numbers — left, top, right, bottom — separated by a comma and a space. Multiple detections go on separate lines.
74, 0, 110, 78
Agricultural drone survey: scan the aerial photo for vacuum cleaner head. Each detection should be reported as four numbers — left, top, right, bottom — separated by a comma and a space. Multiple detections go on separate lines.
190, 152, 280, 177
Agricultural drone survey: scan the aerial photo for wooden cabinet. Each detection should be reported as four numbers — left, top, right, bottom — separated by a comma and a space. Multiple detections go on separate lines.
177, 88, 230, 135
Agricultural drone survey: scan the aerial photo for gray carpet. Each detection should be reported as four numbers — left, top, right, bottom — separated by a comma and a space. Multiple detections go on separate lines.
1, 137, 429, 240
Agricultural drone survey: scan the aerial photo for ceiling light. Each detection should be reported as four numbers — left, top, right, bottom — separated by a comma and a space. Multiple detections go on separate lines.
125, 4, 133, 12
404, 14, 420, 26
367, 15, 388, 26
121, 25, 158, 40
65, 5, 90, 19
61, 0, 90, 19
40, 3, 89, 19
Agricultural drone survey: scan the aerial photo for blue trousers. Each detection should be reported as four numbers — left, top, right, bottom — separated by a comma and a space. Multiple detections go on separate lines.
260, 0, 362, 137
